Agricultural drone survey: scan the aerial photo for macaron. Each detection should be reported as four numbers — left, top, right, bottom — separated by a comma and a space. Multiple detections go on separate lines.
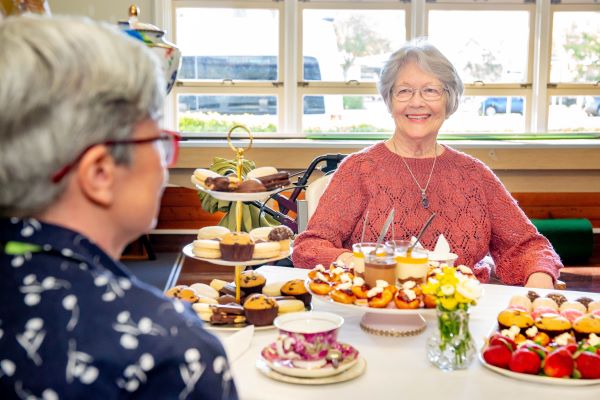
197, 226, 230, 241
262, 281, 285, 297
192, 303, 213, 322
210, 279, 229, 293
276, 299, 305, 314
252, 241, 281, 259
192, 239, 221, 259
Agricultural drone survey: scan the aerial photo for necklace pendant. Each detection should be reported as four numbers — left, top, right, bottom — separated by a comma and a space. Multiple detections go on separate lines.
421, 190, 429, 209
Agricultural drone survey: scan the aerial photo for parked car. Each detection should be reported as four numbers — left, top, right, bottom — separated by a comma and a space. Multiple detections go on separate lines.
584, 96, 600, 117
178, 55, 325, 115
479, 97, 524, 116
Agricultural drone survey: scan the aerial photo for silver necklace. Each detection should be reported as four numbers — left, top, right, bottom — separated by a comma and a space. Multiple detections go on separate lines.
392, 140, 437, 209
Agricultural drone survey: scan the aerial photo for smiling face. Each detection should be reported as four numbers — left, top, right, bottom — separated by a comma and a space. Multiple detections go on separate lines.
390, 61, 448, 142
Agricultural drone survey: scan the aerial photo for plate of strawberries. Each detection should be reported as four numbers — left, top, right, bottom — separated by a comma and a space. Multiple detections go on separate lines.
479, 291, 600, 385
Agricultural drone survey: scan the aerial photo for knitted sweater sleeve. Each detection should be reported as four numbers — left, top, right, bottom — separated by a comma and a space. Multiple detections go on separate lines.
479, 164, 563, 285
291, 154, 370, 268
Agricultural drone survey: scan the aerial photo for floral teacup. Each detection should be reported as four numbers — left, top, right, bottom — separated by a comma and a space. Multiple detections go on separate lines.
272, 311, 344, 369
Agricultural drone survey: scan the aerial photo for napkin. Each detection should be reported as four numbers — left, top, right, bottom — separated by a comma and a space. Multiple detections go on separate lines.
222, 325, 255, 363
433, 234, 450, 254
429, 234, 458, 264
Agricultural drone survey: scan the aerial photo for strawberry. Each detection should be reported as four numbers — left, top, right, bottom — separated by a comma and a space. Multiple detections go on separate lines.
544, 347, 574, 378
483, 344, 513, 369
520, 342, 547, 360
564, 343, 578, 355
574, 351, 600, 379
509, 348, 542, 375
489, 334, 517, 352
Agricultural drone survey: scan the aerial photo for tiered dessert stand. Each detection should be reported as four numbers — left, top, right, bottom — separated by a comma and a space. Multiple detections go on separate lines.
183, 125, 290, 304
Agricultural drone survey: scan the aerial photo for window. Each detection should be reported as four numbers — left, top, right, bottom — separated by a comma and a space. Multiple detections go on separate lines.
166, 0, 600, 137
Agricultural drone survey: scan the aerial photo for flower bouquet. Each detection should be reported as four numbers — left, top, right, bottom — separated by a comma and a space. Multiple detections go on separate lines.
422, 266, 483, 371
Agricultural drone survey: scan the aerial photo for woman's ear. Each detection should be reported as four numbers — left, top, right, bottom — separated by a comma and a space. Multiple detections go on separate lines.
76, 145, 116, 207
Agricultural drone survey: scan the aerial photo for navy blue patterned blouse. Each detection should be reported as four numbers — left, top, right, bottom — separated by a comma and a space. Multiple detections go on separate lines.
0, 218, 238, 399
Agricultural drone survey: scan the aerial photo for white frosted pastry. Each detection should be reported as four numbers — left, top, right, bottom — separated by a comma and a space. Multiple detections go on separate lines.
197, 226, 230, 240
190, 283, 219, 299
559, 301, 587, 314
247, 166, 278, 179
508, 295, 533, 312
532, 297, 559, 311
253, 241, 280, 259
249, 226, 274, 242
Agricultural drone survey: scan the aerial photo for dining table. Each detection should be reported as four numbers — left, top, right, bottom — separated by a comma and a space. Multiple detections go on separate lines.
206, 265, 598, 400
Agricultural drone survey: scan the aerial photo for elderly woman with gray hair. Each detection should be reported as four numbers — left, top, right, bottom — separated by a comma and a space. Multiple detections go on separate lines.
293, 39, 561, 289
0, 16, 237, 399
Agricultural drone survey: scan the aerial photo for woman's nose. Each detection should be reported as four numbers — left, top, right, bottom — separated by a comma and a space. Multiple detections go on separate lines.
407, 89, 426, 106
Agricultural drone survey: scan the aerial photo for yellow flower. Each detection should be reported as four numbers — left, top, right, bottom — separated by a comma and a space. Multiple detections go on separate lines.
440, 296, 458, 311
440, 284, 455, 296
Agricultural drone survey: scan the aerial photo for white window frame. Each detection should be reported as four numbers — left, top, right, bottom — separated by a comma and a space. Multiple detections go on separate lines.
158, 0, 600, 137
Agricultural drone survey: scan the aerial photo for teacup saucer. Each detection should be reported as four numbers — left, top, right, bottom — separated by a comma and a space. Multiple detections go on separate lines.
256, 356, 367, 385
260, 341, 359, 379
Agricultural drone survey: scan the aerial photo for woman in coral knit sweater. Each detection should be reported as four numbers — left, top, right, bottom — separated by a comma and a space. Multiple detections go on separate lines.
292, 40, 561, 288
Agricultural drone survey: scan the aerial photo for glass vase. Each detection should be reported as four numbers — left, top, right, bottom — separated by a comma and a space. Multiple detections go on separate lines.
426, 306, 476, 371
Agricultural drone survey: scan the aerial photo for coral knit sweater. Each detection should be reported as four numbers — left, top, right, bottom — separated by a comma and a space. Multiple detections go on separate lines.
292, 142, 562, 285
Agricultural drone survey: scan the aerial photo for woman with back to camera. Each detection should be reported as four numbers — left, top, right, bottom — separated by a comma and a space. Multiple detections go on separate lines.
0, 15, 237, 398
292, 39, 561, 289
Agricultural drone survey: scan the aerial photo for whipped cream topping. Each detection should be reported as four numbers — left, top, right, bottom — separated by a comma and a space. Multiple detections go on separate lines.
336, 282, 352, 291
554, 332, 573, 346
339, 273, 353, 283
353, 277, 365, 286
314, 264, 326, 272
588, 333, 600, 346
402, 281, 416, 290
500, 325, 520, 340
315, 272, 329, 282
404, 289, 416, 301
331, 266, 345, 276
367, 286, 384, 298
525, 326, 538, 338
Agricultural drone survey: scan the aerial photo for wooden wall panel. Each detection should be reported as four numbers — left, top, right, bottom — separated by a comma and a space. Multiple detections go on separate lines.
156, 187, 600, 230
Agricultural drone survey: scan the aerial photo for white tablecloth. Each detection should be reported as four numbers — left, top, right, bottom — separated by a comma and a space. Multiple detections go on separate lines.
212, 266, 598, 400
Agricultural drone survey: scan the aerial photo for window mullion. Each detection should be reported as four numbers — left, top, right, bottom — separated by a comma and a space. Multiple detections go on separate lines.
530, 0, 552, 133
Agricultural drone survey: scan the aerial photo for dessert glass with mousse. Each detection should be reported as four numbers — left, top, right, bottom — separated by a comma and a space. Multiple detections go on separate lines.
363, 247, 396, 287
387, 240, 429, 285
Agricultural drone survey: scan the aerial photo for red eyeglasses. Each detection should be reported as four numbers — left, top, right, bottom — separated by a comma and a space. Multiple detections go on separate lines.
51, 129, 181, 183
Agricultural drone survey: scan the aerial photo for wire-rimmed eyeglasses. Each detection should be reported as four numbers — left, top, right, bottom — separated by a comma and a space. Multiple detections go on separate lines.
392, 85, 447, 102
51, 129, 181, 183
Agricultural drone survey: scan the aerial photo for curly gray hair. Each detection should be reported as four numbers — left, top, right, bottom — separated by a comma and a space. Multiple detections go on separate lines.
378, 38, 463, 116
0, 15, 165, 217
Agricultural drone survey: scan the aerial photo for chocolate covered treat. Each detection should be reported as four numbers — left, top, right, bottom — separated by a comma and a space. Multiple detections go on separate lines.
204, 176, 240, 191
257, 172, 290, 190
220, 232, 255, 261
546, 292, 568, 307
209, 303, 246, 325
236, 178, 267, 193
268, 225, 294, 252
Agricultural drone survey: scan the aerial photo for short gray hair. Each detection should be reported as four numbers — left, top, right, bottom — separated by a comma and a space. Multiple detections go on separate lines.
378, 38, 463, 116
0, 15, 165, 217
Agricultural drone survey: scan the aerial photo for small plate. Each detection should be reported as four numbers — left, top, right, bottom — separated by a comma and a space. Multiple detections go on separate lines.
195, 180, 280, 202
478, 352, 600, 386
260, 342, 359, 378
182, 243, 290, 266
256, 356, 366, 385
306, 279, 435, 315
